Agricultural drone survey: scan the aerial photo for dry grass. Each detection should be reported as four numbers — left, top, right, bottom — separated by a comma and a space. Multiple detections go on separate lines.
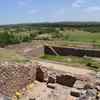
0, 48, 29, 63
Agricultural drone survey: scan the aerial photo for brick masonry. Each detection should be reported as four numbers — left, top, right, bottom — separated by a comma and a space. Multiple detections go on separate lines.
0, 62, 36, 97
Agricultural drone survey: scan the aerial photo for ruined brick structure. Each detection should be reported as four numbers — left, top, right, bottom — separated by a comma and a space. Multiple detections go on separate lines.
0, 62, 36, 97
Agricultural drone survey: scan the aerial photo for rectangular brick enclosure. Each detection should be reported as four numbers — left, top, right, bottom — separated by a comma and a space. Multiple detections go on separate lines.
0, 62, 36, 97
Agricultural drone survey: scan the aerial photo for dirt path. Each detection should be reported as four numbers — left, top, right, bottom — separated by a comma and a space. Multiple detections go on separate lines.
36, 60, 95, 75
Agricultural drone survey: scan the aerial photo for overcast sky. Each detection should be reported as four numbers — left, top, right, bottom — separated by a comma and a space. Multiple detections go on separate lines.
0, 0, 100, 24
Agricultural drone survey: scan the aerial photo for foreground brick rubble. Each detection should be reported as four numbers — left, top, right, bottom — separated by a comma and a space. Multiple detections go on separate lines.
0, 61, 99, 100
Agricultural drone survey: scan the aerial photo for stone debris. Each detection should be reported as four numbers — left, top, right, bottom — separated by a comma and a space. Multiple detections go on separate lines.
84, 83, 95, 90
47, 83, 56, 89
96, 79, 100, 86
86, 89, 97, 97
96, 86, 100, 91
78, 95, 90, 100
74, 80, 86, 89
71, 88, 81, 97
47, 73, 56, 84
75, 83, 99, 100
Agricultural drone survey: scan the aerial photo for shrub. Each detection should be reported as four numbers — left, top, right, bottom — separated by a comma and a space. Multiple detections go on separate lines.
0, 31, 33, 46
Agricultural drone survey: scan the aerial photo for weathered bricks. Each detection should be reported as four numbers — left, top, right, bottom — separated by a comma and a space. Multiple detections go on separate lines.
0, 62, 36, 97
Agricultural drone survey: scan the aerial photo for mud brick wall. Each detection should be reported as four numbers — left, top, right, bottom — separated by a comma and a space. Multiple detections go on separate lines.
0, 62, 36, 97
45, 46, 100, 57
56, 74, 76, 87
36, 65, 77, 87
36, 66, 48, 82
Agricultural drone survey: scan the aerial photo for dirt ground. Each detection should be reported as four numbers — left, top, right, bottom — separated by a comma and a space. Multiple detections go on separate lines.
35, 60, 95, 75
12, 81, 71, 100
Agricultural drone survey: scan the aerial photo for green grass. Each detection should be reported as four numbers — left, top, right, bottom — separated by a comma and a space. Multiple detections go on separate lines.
1, 29, 100, 46
41, 54, 100, 71
0, 49, 30, 63
63, 30, 100, 43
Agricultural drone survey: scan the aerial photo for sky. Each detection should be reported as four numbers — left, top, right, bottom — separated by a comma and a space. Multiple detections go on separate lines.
0, 0, 100, 25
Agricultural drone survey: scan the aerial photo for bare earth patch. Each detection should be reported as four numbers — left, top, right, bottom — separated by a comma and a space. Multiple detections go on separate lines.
13, 81, 71, 100
36, 60, 95, 75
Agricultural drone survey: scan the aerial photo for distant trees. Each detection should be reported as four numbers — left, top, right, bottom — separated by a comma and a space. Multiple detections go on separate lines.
1, 22, 100, 46
0, 31, 33, 46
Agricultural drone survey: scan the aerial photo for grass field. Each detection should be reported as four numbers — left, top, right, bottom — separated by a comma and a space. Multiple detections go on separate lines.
63, 30, 100, 43
41, 54, 100, 71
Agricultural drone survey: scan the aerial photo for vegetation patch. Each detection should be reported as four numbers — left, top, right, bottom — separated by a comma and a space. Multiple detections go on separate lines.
63, 30, 100, 43
1, 23, 100, 47
41, 55, 100, 71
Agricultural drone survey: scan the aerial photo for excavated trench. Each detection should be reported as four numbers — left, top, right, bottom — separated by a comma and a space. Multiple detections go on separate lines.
44, 45, 100, 57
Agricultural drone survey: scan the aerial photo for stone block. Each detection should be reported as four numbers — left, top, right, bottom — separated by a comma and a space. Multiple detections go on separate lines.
36, 66, 48, 82
71, 88, 81, 97
56, 74, 76, 87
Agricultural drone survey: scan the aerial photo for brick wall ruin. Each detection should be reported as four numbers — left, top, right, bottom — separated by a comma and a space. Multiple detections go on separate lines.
36, 65, 77, 87
0, 62, 36, 97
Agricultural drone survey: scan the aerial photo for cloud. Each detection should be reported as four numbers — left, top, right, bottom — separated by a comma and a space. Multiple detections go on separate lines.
85, 6, 100, 12
72, 0, 100, 14
72, 0, 85, 8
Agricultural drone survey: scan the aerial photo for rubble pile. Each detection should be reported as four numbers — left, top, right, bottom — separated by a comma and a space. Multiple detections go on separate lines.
69, 71, 100, 100
36, 64, 100, 100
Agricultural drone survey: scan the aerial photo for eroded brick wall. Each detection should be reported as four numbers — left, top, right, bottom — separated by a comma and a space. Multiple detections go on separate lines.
0, 62, 36, 97
36, 65, 77, 87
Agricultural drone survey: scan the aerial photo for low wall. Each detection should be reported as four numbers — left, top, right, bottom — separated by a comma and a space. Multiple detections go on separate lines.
36, 65, 77, 87
0, 62, 36, 97
45, 46, 100, 57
